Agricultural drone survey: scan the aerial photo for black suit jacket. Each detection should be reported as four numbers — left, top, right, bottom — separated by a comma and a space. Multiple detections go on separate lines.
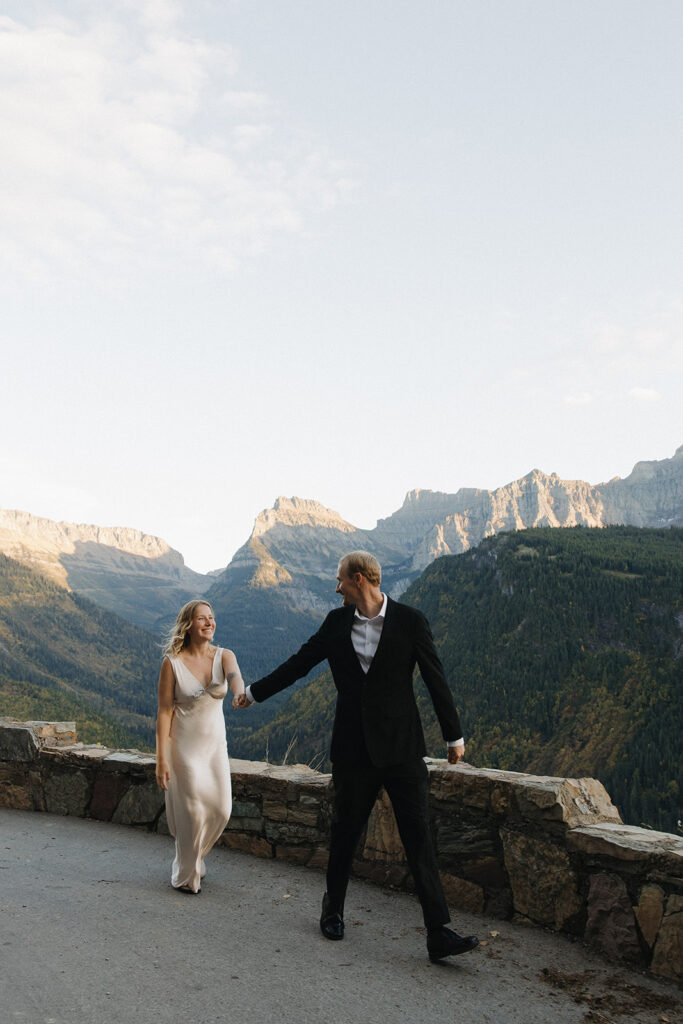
250, 597, 462, 768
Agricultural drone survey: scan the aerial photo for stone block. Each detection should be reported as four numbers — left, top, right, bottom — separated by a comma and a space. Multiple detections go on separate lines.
386, 863, 411, 887
440, 873, 485, 914
286, 805, 320, 827
515, 776, 620, 829
584, 872, 641, 962
459, 855, 507, 889
0, 766, 33, 809
231, 800, 261, 819
43, 770, 91, 817
362, 790, 404, 863
221, 833, 273, 858
650, 894, 683, 982
307, 846, 329, 870
27, 720, 78, 745
112, 781, 163, 825
104, 751, 156, 768
352, 859, 384, 882
485, 888, 514, 918
264, 820, 320, 844
634, 884, 665, 949
231, 760, 331, 794
29, 769, 46, 810
262, 798, 288, 822
24, 721, 79, 746
564, 778, 621, 824
299, 794, 322, 807
89, 771, 131, 821
427, 763, 465, 802
352, 859, 409, 887
436, 821, 496, 859
462, 772, 491, 810
0, 723, 40, 763
567, 823, 683, 878
39, 744, 109, 768
275, 844, 313, 865
490, 783, 514, 816
227, 816, 263, 834
502, 830, 582, 929
261, 799, 319, 827
0, 720, 78, 751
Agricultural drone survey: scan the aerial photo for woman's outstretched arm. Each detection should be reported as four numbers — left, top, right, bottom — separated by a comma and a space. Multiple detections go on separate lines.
223, 648, 247, 708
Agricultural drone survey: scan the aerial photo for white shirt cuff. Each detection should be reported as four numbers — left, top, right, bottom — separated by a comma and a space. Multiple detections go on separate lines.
447, 738, 464, 747
245, 684, 254, 702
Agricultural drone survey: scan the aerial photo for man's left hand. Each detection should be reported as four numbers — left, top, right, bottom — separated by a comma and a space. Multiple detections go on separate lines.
447, 743, 465, 764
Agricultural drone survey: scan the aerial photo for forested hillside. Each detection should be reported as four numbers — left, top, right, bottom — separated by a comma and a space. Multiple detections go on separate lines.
0, 550, 320, 755
237, 527, 683, 833
208, 568, 327, 748
0, 554, 159, 748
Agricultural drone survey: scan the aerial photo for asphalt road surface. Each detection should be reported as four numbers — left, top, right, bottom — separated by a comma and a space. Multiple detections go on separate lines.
1, 809, 679, 1024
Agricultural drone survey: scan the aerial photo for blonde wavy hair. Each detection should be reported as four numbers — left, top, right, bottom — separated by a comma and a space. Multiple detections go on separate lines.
164, 599, 215, 657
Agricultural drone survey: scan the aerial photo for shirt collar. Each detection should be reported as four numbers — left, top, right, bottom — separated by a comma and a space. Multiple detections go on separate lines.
353, 592, 388, 622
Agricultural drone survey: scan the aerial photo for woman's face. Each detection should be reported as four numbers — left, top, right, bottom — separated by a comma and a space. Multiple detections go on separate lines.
189, 604, 215, 643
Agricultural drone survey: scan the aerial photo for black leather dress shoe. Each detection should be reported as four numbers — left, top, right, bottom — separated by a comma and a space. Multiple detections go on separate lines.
320, 893, 344, 940
427, 926, 479, 962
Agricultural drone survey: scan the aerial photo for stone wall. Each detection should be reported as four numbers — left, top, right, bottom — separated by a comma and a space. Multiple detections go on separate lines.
1, 718, 681, 983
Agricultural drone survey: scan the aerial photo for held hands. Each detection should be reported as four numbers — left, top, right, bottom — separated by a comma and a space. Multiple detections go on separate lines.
447, 743, 465, 765
232, 691, 254, 710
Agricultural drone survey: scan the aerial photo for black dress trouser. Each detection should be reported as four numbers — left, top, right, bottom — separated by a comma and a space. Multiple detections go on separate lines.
326, 756, 450, 931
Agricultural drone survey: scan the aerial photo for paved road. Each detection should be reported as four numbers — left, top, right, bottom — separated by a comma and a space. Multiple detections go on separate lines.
0, 809, 679, 1024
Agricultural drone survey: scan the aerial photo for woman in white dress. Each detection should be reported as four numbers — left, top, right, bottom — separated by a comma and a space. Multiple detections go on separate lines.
155, 600, 245, 893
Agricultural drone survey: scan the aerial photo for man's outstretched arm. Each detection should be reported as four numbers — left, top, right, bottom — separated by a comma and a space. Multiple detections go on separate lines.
237, 620, 330, 707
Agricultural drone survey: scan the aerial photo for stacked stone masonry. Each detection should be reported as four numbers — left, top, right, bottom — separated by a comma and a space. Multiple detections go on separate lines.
1, 719, 680, 983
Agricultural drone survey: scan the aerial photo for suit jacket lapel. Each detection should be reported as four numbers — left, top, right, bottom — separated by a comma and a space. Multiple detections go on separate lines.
364, 596, 395, 682
340, 604, 360, 659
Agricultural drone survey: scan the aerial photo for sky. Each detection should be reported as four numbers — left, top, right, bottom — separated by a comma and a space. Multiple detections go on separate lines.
1, 0, 682, 573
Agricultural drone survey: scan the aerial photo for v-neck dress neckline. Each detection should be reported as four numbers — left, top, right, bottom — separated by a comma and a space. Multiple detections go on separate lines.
177, 648, 219, 690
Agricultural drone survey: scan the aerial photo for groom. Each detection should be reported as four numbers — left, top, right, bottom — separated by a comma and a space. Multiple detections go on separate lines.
238, 550, 479, 962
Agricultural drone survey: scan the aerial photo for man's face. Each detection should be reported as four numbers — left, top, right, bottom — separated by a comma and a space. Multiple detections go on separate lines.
336, 565, 362, 606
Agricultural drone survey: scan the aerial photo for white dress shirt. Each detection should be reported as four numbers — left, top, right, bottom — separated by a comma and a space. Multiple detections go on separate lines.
351, 592, 388, 672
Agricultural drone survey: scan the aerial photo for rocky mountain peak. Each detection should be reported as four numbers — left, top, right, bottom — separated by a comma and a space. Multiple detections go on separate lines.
0, 506, 208, 629
251, 497, 356, 537
627, 447, 683, 481
0, 508, 178, 561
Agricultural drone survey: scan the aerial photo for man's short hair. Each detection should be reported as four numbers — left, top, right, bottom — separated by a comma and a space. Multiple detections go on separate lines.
339, 550, 382, 585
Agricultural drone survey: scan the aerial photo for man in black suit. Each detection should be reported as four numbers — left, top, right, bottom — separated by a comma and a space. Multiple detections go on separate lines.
238, 550, 478, 961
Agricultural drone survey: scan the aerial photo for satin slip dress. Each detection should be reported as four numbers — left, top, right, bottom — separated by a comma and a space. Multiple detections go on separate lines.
165, 647, 232, 892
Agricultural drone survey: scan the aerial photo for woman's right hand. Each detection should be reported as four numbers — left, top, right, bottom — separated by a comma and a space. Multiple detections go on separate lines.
155, 760, 170, 790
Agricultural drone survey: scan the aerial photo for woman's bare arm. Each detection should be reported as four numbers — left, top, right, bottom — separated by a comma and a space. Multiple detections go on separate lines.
155, 657, 175, 790
222, 648, 246, 708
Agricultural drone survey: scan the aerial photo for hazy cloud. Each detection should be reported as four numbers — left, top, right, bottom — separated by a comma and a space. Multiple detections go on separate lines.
629, 387, 662, 403
0, 4, 355, 283
564, 392, 597, 407
552, 301, 683, 392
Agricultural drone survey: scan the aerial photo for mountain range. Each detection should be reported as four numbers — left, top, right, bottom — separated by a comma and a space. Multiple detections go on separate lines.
0, 444, 681, 831
1, 445, 681, 640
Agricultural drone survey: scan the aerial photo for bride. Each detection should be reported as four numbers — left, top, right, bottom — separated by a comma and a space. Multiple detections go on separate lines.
155, 599, 246, 893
